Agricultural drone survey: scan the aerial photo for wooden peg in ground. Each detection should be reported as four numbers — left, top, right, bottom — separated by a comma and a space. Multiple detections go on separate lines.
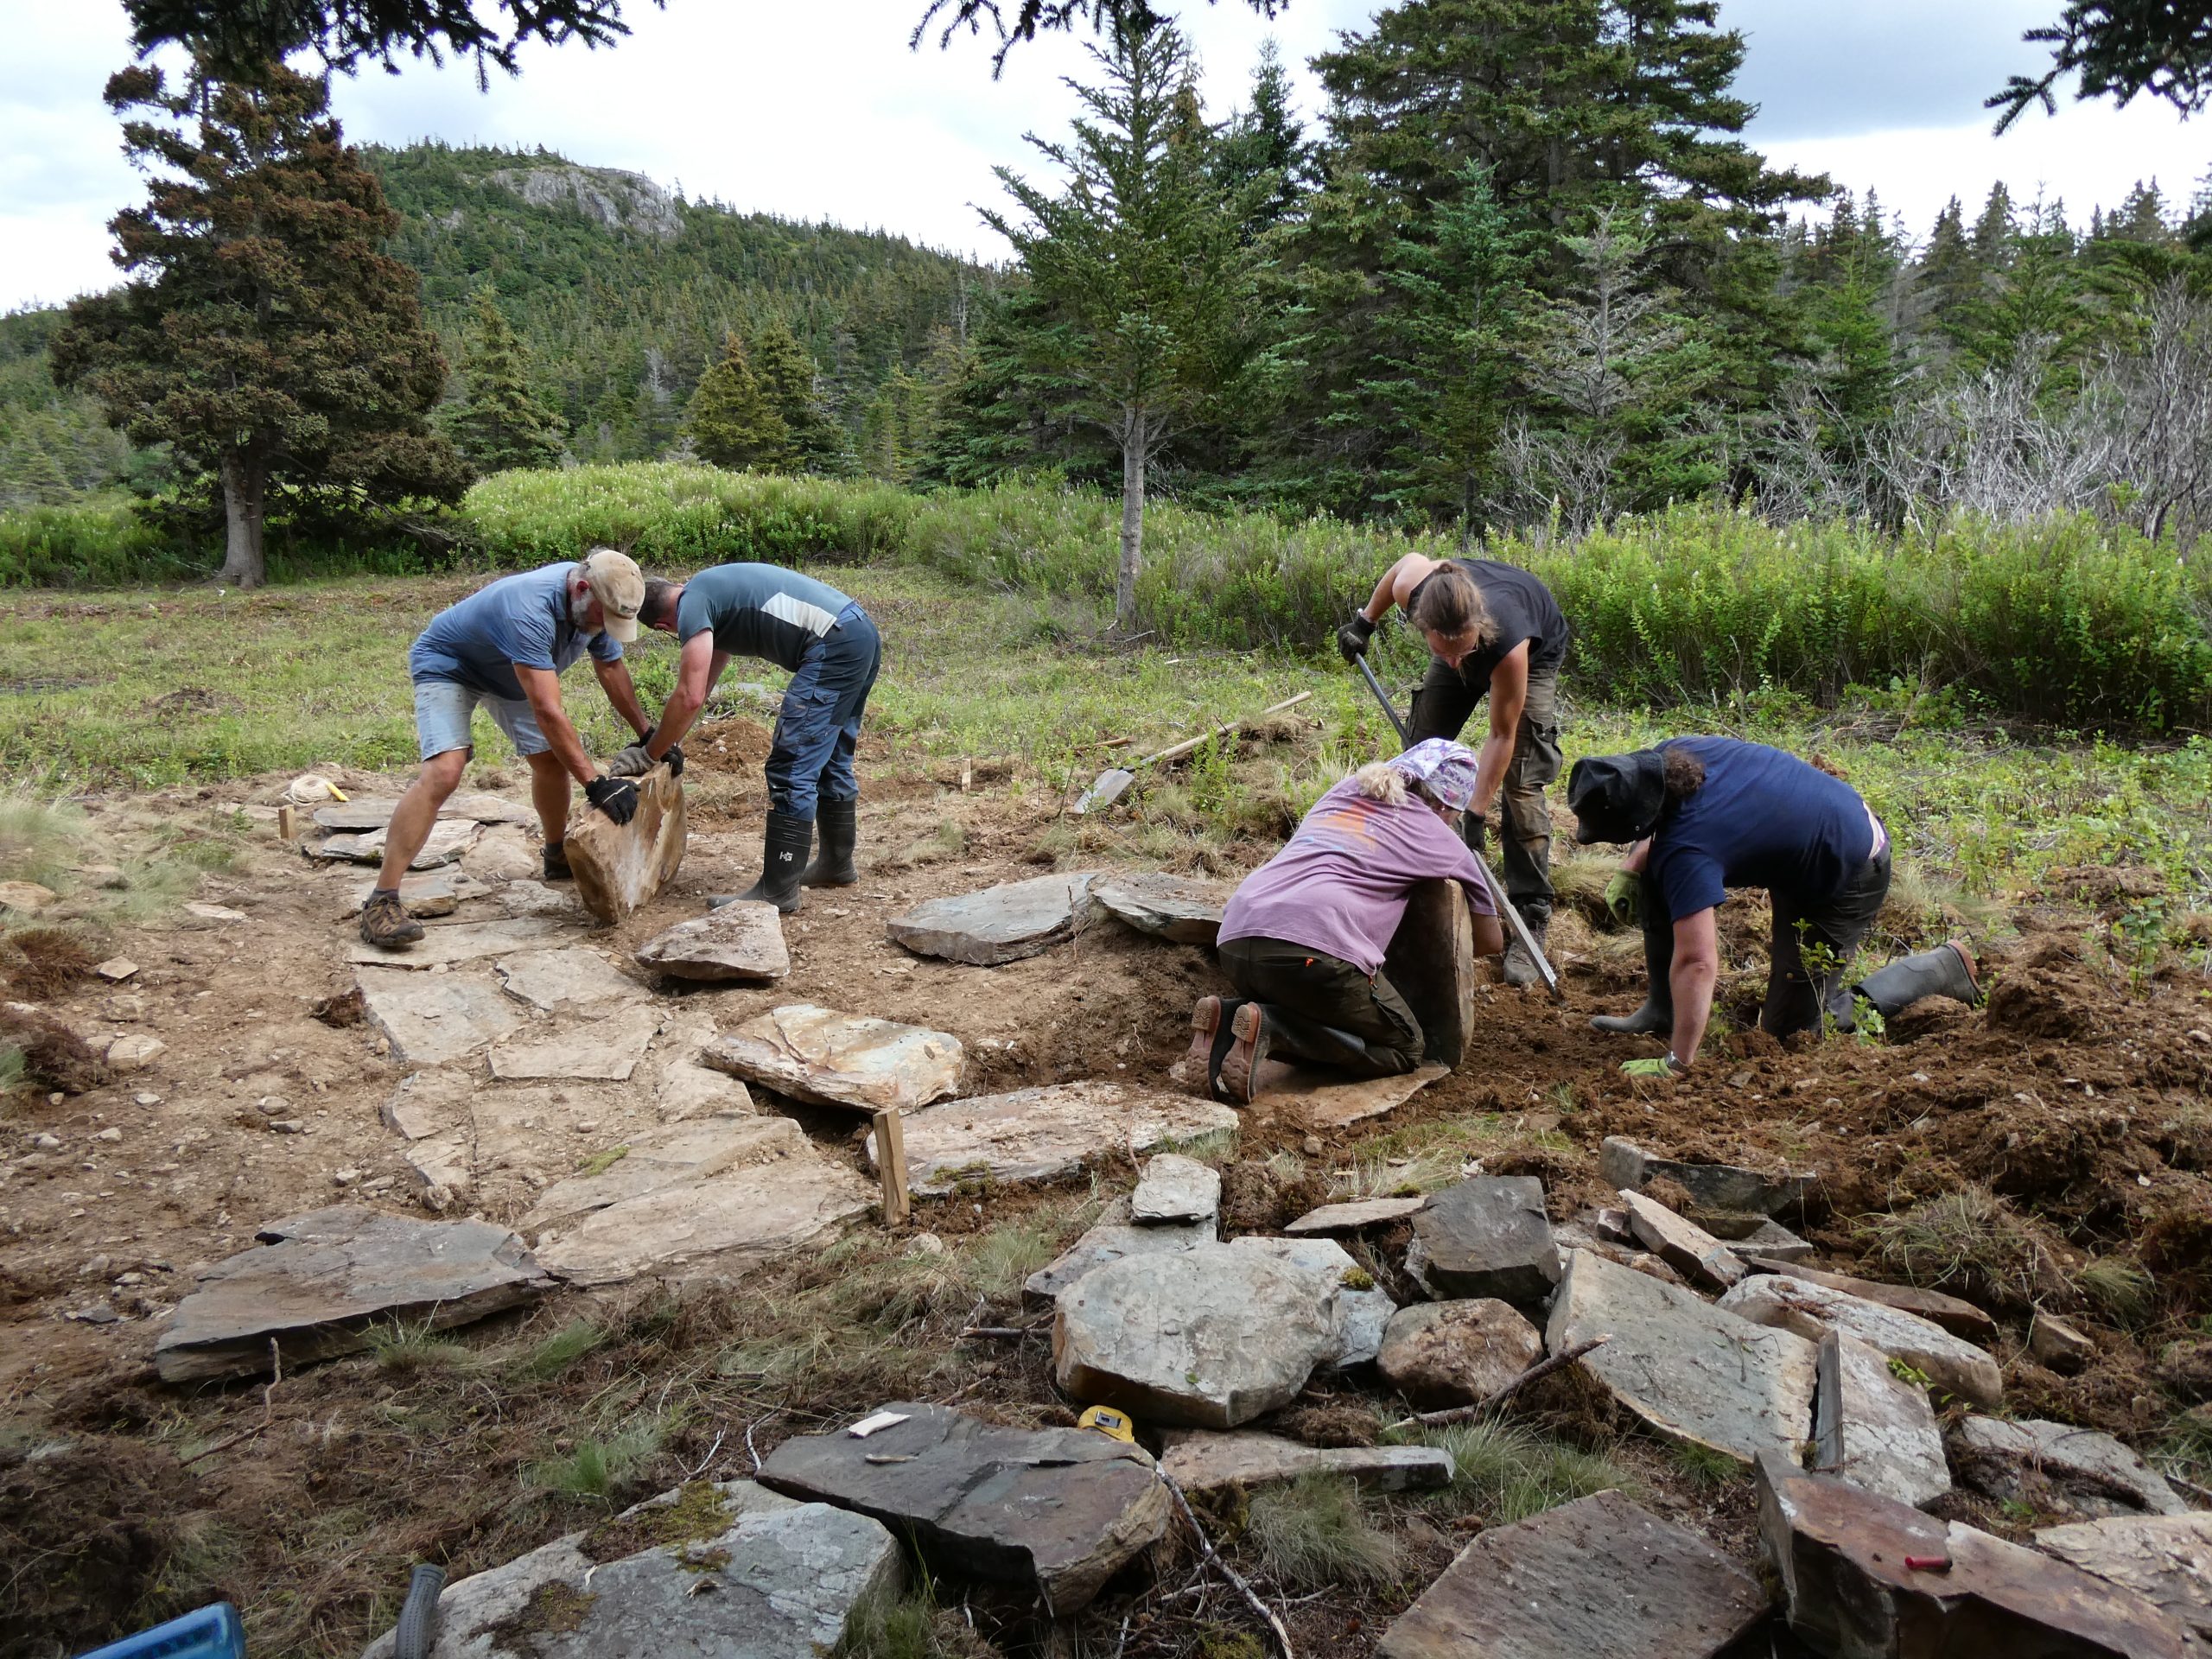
873, 1107, 912, 1226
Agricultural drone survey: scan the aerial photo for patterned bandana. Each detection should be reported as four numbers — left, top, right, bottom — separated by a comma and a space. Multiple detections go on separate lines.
1388, 737, 1482, 813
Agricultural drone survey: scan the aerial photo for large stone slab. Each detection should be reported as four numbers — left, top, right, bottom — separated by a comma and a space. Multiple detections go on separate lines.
315, 791, 536, 832
1547, 1248, 1819, 1465
1952, 1416, 2187, 1518
1381, 878, 1477, 1068
566, 762, 685, 924
359, 1478, 899, 1659
1599, 1135, 1815, 1217
1719, 1274, 2002, 1408
1814, 1330, 1949, 1509
1620, 1188, 1746, 1289
313, 817, 483, 868
356, 967, 525, 1066
1052, 1241, 1344, 1427
1742, 1256, 1997, 1343
1247, 1062, 1448, 1130
1227, 1235, 1395, 1367
886, 872, 1099, 965
345, 871, 486, 918
882, 1082, 1237, 1197
494, 947, 645, 1013
382, 1069, 471, 1139
1130, 1153, 1221, 1224
1378, 1489, 1769, 1659
1286, 1196, 1429, 1236
1022, 1198, 1211, 1309
634, 903, 790, 982
1407, 1176, 1561, 1304
346, 915, 569, 970
488, 1005, 661, 1083
2036, 1514, 2212, 1656
1090, 872, 1227, 945
1377, 1300, 1544, 1408
1757, 1448, 2188, 1659
702, 1004, 963, 1113
758, 1402, 1166, 1616
156, 1206, 549, 1382
521, 1116, 801, 1230
1160, 1431, 1452, 1498
527, 1118, 871, 1287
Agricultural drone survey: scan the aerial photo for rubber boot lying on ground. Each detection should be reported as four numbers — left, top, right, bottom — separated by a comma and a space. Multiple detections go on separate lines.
1855, 939, 1982, 1020
1502, 906, 1550, 988
800, 797, 859, 887
732, 810, 811, 914
359, 889, 423, 950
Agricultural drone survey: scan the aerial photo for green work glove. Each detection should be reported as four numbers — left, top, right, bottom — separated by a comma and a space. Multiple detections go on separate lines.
1336, 611, 1376, 663
1621, 1056, 1680, 1079
1605, 870, 1640, 926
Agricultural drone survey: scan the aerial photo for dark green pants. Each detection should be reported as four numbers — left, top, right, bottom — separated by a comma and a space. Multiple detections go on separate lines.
1408, 658, 1562, 918
1217, 935, 1425, 1078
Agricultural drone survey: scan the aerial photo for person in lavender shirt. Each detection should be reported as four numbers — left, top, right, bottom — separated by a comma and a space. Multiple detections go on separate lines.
1192, 738, 1505, 1103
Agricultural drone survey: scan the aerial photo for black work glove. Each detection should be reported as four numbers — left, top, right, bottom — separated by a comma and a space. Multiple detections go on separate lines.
584, 775, 639, 826
1462, 812, 1488, 857
1336, 611, 1376, 663
659, 741, 684, 779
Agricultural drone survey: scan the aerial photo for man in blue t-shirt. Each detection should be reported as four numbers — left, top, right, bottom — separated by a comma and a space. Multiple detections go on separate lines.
615, 563, 881, 913
360, 550, 657, 950
1567, 737, 1979, 1075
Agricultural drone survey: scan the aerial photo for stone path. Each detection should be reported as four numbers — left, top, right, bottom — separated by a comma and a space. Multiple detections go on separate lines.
883, 1081, 1236, 1197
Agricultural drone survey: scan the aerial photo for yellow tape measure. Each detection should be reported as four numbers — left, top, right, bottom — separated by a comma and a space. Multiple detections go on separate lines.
1077, 1405, 1135, 1443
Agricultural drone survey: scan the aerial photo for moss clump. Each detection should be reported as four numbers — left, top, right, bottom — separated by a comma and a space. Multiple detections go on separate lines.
486, 1581, 596, 1654
1341, 1268, 1376, 1291
580, 1480, 734, 1563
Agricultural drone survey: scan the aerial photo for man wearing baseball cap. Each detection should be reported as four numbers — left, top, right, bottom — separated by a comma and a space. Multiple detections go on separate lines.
360, 548, 658, 949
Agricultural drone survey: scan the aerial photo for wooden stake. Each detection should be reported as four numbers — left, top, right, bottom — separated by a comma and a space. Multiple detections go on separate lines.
276, 804, 298, 841
874, 1108, 911, 1227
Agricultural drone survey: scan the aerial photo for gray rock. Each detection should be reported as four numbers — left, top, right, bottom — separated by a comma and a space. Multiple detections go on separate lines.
1160, 1431, 1452, 1498
2031, 1312, 2098, 1375
489, 1005, 661, 1083
886, 872, 1099, 965
1022, 1199, 1211, 1309
566, 763, 685, 924
496, 878, 591, 920
356, 968, 524, 1066
1245, 1062, 1448, 1129
344, 915, 569, 970
2036, 1514, 2212, 1656
1376, 1300, 1544, 1408
316, 791, 534, 832
1619, 1189, 1746, 1289
1737, 1218, 1816, 1262
1130, 1153, 1221, 1224
1285, 1196, 1428, 1236
702, 1003, 963, 1114
1739, 1257, 1997, 1342
635, 903, 791, 982
1378, 1489, 1770, 1659
759, 1402, 1166, 1616
1814, 1330, 1949, 1509
156, 1206, 548, 1382
1407, 1177, 1561, 1304
1380, 878, 1477, 1067
884, 1081, 1236, 1197
487, 162, 684, 241
1756, 1448, 2188, 1659
358, 1478, 899, 1659
495, 947, 645, 1013
1090, 872, 1228, 944
105, 1033, 165, 1071
1599, 1135, 1815, 1217
313, 817, 482, 868
1952, 1416, 2187, 1518
521, 1116, 801, 1230
380, 1071, 471, 1140
345, 872, 478, 918
404, 1138, 474, 1212
1226, 1235, 1395, 1367
1051, 1242, 1343, 1427
1718, 1274, 2002, 1408
1547, 1248, 1819, 1465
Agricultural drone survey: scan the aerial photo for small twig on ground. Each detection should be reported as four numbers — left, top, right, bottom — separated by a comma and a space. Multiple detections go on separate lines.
1161, 1473, 1294, 1659
179, 1421, 270, 1467
959, 1325, 1046, 1340
1114, 1611, 1130, 1659
2165, 1470, 2212, 1504
684, 1427, 727, 1480
747, 1411, 778, 1474
1389, 1335, 1610, 1429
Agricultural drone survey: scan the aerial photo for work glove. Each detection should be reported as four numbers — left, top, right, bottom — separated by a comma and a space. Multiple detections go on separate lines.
1605, 870, 1641, 927
1336, 612, 1376, 663
1621, 1055, 1681, 1079
1462, 812, 1488, 858
584, 774, 639, 826
610, 741, 684, 779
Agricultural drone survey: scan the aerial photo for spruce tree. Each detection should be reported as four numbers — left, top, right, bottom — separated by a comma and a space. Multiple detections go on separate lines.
750, 319, 848, 474
686, 333, 786, 469
1214, 38, 1313, 237
1918, 197, 1980, 341
446, 288, 565, 474
51, 56, 461, 587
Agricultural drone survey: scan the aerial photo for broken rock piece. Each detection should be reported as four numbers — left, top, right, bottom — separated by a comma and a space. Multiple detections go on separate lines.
154, 1206, 549, 1382
887, 872, 1099, 964
1599, 1135, 1815, 1217
1378, 1489, 1769, 1659
1376, 1299, 1544, 1409
1814, 1330, 1950, 1509
1244, 1062, 1447, 1130
315, 791, 534, 832
311, 817, 481, 868
564, 762, 684, 923
1407, 1176, 1561, 1304
1619, 1188, 1746, 1289
759, 1401, 1166, 1615
1129, 1153, 1221, 1225
1160, 1431, 1452, 1498
633, 901, 790, 982
1952, 1415, 2188, 1518
1285, 1196, 1428, 1236
487, 1004, 661, 1083
702, 1003, 963, 1113
1742, 1255, 1997, 1343
883, 1081, 1235, 1197
493, 946, 645, 1014
1719, 1274, 2002, 1408
2035, 1513, 2212, 1656
1022, 1198, 1211, 1309
1090, 871, 1229, 944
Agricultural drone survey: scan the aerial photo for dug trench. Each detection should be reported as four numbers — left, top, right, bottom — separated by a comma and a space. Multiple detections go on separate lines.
2, 711, 2209, 1657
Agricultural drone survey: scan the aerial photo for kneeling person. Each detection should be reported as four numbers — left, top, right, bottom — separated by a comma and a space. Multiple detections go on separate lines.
625, 563, 881, 913
1198, 739, 1504, 1103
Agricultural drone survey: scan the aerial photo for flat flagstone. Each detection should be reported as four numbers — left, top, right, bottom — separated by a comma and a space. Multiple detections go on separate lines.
344, 871, 481, 918
2036, 1514, 2212, 1656
155, 1206, 549, 1382
760, 1402, 1166, 1615
1737, 1219, 1816, 1263
1548, 1248, 1819, 1465
634, 902, 790, 982
1090, 872, 1229, 945
494, 947, 646, 1013
1814, 1330, 1950, 1509
1246, 1062, 1448, 1130
1376, 1299, 1545, 1408
1719, 1274, 2002, 1408
343, 915, 570, 970
887, 872, 1100, 964
521, 1116, 802, 1230
1381, 878, 1477, 1068
1407, 1176, 1561, 1304
404, 1137, 474, 1212
1022, 1198, 1211, 1309
496, 878, 591, 920
566, 763, 685, 923
1130, 1153, 1221, 1224
488, 1005, 661, 1083
1952, 1415, 2187, 1518
703, 1003, 963, 1113
1740, 1256, 1996, 1343
1599, 1135, 1815, 1217
1620, 1189, 1746, 1289
356, 967, 524, 1066
1285, 1195, 1429, 1236
311, 817, 482, 868
1378, 1489, 1769, 1659
314, 791, 535, 832
882, 1081, 1237, 1197
1160, 1431, 1452, 1498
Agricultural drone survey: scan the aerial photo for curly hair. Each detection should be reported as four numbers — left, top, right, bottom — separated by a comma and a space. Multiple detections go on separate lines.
1409, 564, 1495, 647
1662, 747, 1707, 802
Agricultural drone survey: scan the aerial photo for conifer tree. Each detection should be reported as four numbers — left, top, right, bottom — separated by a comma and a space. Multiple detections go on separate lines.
750, 319, 848, 473
1214, 38, 1313, 237
1918, 197, 1980, 341
51, 56, 461, 587
445, 288, 565, 473
1970, 183, 2017, 269
685, 332, 785, 469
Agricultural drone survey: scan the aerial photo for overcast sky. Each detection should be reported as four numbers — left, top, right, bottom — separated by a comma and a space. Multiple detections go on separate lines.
3, 0, 2204, 312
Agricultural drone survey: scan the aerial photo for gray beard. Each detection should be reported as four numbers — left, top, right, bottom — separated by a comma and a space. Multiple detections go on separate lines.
569, 588, 595, 632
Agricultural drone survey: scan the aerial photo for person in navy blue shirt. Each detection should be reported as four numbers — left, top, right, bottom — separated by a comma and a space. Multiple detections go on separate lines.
1569, 738, 1980, 1075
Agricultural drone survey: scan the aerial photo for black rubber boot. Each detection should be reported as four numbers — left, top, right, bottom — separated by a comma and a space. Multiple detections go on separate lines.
735, 810, 811, 914
1502, 906, 1550, 988
1593, 888, 1673, 1034
1855, 941, 1983, 1020
800, 797, 858, 887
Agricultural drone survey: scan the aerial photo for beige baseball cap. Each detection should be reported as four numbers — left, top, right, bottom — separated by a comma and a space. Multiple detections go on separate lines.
580, 547, 644, 643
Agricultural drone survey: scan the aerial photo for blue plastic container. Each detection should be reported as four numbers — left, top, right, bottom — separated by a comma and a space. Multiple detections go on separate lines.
74, 1603, 245, 1659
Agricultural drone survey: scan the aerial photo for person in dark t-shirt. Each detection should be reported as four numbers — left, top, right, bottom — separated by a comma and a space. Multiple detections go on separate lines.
1569, 737, 1981, 1076
1336, 553, 1570, 986
621, 563, 881, 913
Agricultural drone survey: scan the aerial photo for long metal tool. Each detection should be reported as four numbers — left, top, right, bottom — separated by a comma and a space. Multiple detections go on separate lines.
1354, 657, 1563, 1001
1073, 691, 1313, 815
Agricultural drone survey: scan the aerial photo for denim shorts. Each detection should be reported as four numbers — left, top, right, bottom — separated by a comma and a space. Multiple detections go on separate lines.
412, 677, 548, 760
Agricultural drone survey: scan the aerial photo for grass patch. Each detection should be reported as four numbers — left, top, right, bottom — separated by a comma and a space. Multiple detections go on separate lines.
1394, 1418, 1640, 1524
1859, 1185, 2048, 1309
835, 1567, 994, 1659
575, 1146, 629, 1179
1668, 1440, 1745, 1491
524, 1418, 664, 1502
365, 1318, 484, 1379
517, 1319, 610, 1382
0, 792, 89, 889
2077, 1256, 2157, 1326
1243, 1472, 1402, 1592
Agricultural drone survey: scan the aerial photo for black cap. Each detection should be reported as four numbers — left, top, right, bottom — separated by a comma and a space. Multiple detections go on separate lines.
1567, 749, 1667, 844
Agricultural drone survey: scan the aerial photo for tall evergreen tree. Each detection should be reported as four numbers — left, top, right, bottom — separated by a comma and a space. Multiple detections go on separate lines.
1213, 38, 1313, 237
445, 288, 565, 473
51, 56, 461, 587
685, 332, 785, 469
1918, 196, 1980, 342
750, 319, 849, 473
1970, 183, 2017, 268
